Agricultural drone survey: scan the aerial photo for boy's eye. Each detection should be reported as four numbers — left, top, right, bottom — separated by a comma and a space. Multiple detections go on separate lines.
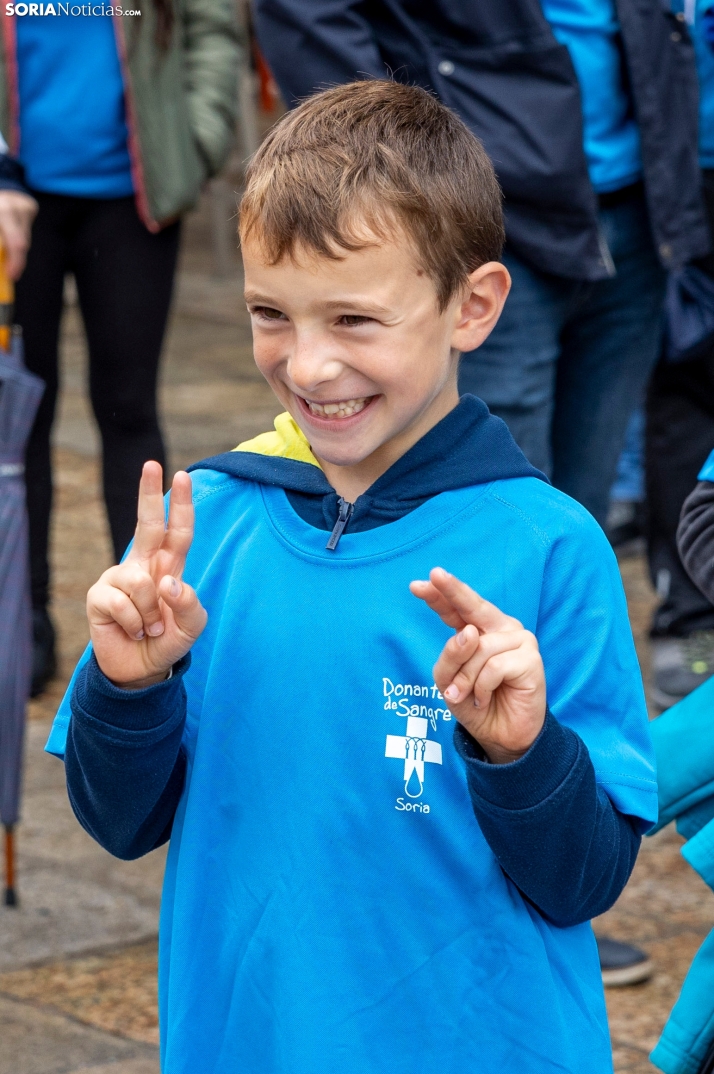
339, 314, 371, 326
251, 305, 287, 321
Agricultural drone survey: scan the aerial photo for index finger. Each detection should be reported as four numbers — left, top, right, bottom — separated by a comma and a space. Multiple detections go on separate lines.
409, 578, 466, 630
128, 461, 167, 563
423, 567, 522, 633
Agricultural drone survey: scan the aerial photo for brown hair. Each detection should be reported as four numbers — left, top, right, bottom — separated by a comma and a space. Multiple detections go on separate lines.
239, 80, 504, 311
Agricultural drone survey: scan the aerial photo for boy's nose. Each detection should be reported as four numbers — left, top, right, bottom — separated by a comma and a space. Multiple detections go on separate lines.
286, 335, 343, 391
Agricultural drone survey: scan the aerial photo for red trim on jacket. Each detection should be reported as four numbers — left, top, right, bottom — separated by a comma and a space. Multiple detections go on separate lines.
2, 15, 20, 156
112, 15, 159, 233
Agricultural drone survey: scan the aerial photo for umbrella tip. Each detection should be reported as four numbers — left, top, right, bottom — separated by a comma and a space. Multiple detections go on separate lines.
4, 826, 17, 906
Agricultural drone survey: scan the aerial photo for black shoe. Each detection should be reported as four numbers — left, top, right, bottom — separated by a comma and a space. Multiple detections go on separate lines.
597, 936, 653, 987
31, 608, 57, 698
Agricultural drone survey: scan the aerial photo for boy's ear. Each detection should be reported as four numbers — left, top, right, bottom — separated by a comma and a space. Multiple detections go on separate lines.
450, 262, 511, 354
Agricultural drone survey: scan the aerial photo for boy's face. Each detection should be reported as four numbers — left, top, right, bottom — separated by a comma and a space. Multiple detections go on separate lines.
243, 226, 508, 499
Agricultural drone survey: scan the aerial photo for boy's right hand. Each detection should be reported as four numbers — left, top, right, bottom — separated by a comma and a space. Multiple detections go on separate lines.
87, 462, 207, 689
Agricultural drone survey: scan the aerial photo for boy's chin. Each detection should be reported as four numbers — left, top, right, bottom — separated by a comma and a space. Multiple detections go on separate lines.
311, 444, 380, 469
296, 420, 388, 470
308, 429, 398, 472
307, 418, 418, 473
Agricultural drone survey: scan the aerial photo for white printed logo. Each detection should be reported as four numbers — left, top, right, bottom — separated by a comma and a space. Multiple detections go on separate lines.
385, 715, 442, 799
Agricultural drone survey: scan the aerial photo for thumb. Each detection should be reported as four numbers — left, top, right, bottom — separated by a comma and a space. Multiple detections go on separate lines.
158, 575, 207, 640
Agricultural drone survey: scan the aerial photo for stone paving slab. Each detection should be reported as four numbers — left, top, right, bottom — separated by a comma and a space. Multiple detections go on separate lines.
0, 868, 159, 974
174, 270, 243, 325
0, 996, 158, 1074
0, 942, 159, 1046
0, 716, 165, 973
68, 1062, 159, 1074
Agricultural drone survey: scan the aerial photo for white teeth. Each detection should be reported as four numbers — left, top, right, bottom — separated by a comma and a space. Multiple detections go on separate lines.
306, 397, 369, 419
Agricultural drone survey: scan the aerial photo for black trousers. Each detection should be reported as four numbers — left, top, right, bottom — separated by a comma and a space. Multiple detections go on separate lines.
16, 193, 180, 610
646, 350, 714, 635
646, 170, 714, 637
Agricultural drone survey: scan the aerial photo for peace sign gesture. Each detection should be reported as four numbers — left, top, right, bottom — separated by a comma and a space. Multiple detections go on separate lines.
410, 568, 546, 764
87, 462, 207, 689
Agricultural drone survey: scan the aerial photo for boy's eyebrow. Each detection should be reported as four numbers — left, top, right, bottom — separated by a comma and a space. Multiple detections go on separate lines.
321, 299, 392, 314
244, 290, 278, 305
244, 291, 392, 315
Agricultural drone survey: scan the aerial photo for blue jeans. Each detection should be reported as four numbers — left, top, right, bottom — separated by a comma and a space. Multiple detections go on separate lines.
459, 194, 666, 526
611, 407, 645, 503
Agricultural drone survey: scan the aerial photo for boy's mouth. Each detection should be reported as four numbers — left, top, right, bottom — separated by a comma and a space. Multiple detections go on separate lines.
302, 396, 374, 420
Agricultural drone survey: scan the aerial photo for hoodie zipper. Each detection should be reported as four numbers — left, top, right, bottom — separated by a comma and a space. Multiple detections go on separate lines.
326, 497, 354, 550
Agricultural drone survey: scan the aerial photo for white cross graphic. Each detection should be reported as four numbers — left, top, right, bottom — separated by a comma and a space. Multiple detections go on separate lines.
385, 716, 442, 798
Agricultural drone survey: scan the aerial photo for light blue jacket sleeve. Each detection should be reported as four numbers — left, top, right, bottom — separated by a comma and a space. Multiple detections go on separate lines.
648, 679, 714, 1073
650, 675, 714, 834
45, 643, 93, 758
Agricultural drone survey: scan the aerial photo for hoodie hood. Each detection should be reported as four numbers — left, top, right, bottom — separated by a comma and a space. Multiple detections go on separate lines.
187, 394, 547, 536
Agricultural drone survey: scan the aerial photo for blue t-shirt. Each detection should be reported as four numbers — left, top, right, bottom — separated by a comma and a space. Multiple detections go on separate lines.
16, 13, 134, 198
541, 0, 643, 193
47, 469, 656, 1073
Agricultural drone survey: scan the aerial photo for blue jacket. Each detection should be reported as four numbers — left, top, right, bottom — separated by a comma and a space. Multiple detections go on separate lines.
647, 453, 714, 1072
253, 0, 709, 280
648, 677, 714, 1074
47, 398, 657, 1073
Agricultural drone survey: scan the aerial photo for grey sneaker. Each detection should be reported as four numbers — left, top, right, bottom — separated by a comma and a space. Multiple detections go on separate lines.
650, 631, 714, 710
597, 936, 653, 987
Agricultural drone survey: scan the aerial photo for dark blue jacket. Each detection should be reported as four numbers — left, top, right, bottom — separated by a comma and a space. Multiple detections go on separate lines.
253, 0, 709, 279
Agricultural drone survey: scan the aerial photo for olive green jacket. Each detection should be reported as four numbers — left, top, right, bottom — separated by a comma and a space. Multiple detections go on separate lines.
0, 3, 241, 229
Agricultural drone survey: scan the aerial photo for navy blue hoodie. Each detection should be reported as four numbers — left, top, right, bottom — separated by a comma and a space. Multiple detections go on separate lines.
61, 395, 641, 926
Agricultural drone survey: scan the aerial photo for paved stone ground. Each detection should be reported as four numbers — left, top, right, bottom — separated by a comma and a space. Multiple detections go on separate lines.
1, 193, 712, 1073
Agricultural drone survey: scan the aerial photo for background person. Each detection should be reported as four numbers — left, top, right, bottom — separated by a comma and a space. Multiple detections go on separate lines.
253, 0, 708, 529
645, 0, 714, 710
0, 4, 240, 694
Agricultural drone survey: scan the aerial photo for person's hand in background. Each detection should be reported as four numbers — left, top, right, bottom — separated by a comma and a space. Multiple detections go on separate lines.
0, 189, 38, 279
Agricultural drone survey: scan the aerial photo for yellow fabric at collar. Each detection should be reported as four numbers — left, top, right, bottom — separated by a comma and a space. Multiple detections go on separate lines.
233, 412, 321, 468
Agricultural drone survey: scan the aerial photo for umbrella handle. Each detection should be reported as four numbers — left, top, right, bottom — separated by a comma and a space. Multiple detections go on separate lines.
0, 241, 14, 353
4, 824, 17, 907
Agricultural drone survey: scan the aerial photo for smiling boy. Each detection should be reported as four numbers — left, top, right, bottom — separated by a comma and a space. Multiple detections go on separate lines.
46, 82, 656, 1073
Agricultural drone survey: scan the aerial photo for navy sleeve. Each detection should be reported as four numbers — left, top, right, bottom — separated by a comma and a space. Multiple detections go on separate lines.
253, 0, 385, 105
0, 155, 29, 194
65, 652, 190, 861
454, 710, 641, 927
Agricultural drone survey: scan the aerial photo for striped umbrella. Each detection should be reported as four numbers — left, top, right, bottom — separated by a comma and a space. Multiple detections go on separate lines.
0, 329, 44, 906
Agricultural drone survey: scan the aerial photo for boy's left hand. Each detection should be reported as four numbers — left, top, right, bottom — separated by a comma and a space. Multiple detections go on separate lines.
410, 568, 546, 765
